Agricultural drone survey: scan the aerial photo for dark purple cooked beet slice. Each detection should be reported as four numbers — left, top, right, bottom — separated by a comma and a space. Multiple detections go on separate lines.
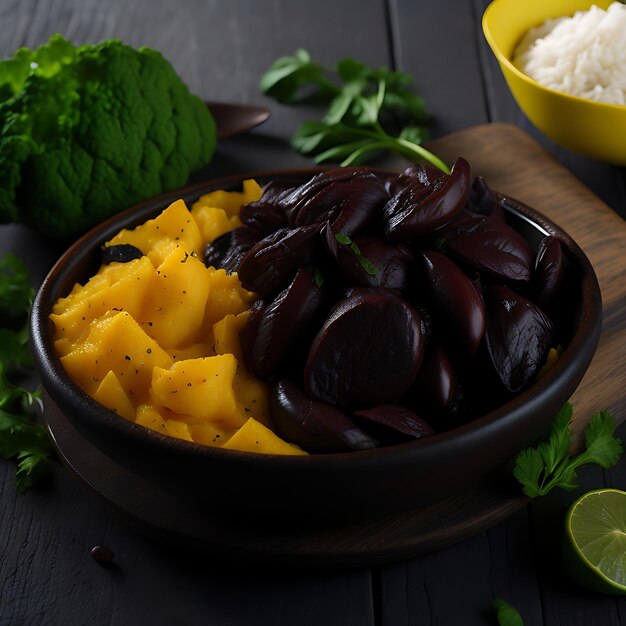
352, 404, 434, 444
484, 285, 554, 393
250, 267, 327, 379
533, 236, 566, 312
304, 292, 424, 410
322, 225, 413, 293
279, 168, 387, 233
101, 243, 144, 264
237, 223, 323, 296
270, 379, 379, 453
409, 343, 458, 416
443, 213, 534, 285
416, 250, 485, 357
293, 172, 388, 236
239, 202, 287, 236
204, 227, 259, 273
465, 176, 504, 221
383, 157, 471, 241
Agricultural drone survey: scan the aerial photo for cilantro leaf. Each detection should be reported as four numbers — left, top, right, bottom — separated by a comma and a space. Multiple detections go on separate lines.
259, 49, 338, 104
260, 50, 450, 173
513, 403, 623, 498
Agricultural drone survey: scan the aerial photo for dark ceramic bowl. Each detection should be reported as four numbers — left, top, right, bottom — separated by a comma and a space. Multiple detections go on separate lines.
31, 169, 602, 523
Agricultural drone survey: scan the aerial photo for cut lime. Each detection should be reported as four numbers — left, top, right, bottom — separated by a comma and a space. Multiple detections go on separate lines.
563, 488, 626, 595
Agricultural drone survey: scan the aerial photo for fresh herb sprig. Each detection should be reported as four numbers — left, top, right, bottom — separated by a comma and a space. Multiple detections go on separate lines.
0, 253, 51, 491
260, 50, 450, 173
513, 403, 623, 498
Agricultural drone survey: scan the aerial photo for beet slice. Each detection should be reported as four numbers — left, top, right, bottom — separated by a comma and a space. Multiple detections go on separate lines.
322, 225, 413, 293
383, 157, 471, 240
204, 227, 259, 273
239, 299, 266, 372
484, 285, 554, 392
237, 223, 323, 296
250, 267, 326, 379
270, 379, 379, 453
409, 343, 458, 415
533, 236, 566, 312
352, 404, 434, 445
304, 292, 424, 410
100, 243, 143, 264
465, 176, 504, 221
443, 213, 534, 285
416, 250, 486, 357
239, 202, 287, 236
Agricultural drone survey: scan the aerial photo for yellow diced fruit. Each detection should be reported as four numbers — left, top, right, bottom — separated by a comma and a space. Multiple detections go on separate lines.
164, 419, 194, 442
135, 404, 168, 434
60, 311, 172, 401
150, 355, 246, 429
234, 366, 270, 426
167, 341, 217, 363
213, 310, 249, 361
202, 268, 254, 336
138, 245, 211, 349
222, 418, 307, 456
187, 422, 229, 448
50, 256, 157, 344
191, 205, 242, 247
192, 179, 263, 218
106, 199, 202, 265
93, 370, 136, 421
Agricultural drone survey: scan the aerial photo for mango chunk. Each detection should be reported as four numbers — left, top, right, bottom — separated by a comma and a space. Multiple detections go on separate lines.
106, 199, 202, 265
138, 245, 211, 349
234, 366, 270, 426
150, 355, 246, 429
187, 422, 229, 447
164, 419, 194, 442
222, 418, 307, 456
191, 205, 242, 247
60, 311, 172, 400
192, 179, 263, 218
135, 404, 168, 434
213, 311, 249, 362
93, 370, 136, 421
202, 269, 254, 336
50, 256, 157, 344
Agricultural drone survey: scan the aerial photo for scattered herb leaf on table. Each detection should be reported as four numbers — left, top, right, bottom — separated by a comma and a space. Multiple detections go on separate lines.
514, 403, 623, 498
0, 253, 51, 490
260, 49, 450, 173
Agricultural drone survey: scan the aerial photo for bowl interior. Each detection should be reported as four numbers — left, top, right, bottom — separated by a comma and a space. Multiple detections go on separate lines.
31, 169, 602, 521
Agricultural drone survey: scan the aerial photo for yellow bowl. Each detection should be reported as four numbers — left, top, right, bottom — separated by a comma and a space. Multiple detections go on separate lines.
482, 0, 626, 165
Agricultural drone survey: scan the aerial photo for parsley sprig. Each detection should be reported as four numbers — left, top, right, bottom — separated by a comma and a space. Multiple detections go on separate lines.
260, 50, 450, 173
0, 253, 51, 491
513, 403, 623, 498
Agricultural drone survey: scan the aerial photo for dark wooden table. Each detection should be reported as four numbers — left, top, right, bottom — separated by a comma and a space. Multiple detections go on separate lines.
1, 1, 625, 624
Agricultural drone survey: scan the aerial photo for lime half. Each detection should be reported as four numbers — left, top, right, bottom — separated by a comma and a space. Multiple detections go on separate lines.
563, 489, 626, 595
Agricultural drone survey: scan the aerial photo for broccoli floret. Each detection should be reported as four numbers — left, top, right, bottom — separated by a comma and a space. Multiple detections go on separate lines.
0, 35, 216, 238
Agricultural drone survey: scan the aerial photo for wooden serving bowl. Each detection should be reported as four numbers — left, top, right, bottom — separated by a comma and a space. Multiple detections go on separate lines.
30, 169, 602, 523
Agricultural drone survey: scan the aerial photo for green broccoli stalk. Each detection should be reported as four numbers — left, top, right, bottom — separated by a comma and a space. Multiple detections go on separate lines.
0, 35, 217, 238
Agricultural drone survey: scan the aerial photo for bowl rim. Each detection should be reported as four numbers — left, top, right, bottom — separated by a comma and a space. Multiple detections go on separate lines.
31, 167, 603, 470
482, 0, 626, 113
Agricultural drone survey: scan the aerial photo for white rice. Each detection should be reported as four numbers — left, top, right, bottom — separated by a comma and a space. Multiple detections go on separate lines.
512, 2, 626, 106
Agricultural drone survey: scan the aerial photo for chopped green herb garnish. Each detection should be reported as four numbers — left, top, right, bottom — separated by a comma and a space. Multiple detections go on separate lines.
334, 232, 379, 276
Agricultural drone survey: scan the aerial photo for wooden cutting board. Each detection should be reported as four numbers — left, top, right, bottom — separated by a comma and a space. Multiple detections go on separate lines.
45, 123, 626, 568
427, 123, 626, 445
